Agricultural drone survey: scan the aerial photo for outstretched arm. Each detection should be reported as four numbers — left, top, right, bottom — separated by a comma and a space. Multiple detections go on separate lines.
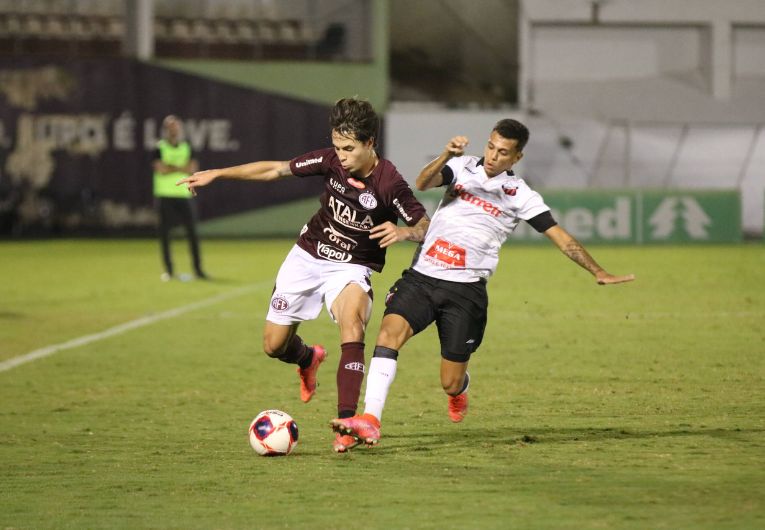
416, 136, 469, 191
176, 160, 293, 195
544, 225, 635, 285
369, 216, 430, 249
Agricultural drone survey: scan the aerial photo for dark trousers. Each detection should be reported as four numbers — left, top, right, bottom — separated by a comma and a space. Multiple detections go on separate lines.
157, 197, 203, 276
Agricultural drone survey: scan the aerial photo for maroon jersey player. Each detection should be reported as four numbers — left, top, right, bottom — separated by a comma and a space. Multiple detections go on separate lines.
290, 146, 424, 271
177, 98, 429, 453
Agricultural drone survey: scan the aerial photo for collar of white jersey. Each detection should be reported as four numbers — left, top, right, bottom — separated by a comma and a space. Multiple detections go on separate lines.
475, 157, 516, 182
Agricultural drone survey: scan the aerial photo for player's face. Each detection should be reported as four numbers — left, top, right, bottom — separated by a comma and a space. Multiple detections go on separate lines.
164, 119, 182, 143
331, 130, 375, 176
483, 131, 523, 177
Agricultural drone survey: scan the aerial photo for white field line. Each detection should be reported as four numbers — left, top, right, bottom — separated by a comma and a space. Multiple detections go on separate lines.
0, 283, 265, 374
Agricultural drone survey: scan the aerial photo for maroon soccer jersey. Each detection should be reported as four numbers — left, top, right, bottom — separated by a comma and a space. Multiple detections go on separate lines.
289, 147, 426, 272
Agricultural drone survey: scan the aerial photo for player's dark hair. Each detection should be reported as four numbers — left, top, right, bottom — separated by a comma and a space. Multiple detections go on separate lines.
330, 97, 380, 145
493, 119, 529, 151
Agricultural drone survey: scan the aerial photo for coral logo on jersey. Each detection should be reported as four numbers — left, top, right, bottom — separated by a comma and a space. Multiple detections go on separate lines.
502, 185, 518, 196
358, 192, 378, 210
323, 223, 358, 251
425, 239, 466, 268
347, 177, 366, 189
271, 295, 289, 312
317, 242, 353, 262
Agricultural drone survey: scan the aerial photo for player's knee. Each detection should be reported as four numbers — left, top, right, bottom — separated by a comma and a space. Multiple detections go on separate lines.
338, 314, 366, 341
262, 336, 285, 358
442, 377, 463, 396
376, 326, 400, 349
376, 316, 411, 349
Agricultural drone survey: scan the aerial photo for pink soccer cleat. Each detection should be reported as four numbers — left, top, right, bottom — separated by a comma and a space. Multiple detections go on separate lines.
448, 392, 469, 423
332, 433, 360, 453
330, 413, 381, 446
297, 345, 327, 403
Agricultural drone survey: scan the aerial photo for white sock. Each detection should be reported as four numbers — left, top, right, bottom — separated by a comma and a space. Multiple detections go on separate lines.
363, 357, 397, 421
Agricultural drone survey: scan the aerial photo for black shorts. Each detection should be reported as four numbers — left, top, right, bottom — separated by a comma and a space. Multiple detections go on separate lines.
383, 268, 488, 362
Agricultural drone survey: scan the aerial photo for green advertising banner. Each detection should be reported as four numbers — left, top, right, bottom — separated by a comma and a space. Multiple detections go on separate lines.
637, 190, 741, 243
505, 190, 741, 243
414, 188, 741, 244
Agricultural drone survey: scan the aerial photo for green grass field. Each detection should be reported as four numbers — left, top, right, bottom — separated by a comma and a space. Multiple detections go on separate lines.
1, 239, 763, 529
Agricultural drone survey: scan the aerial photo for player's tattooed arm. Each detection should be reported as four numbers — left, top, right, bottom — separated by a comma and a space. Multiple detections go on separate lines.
404, 215, 430, 243
561, 239, 604, 276
370, 215, 430, 248
416, 136, 469, 191
544, 225, 635, 285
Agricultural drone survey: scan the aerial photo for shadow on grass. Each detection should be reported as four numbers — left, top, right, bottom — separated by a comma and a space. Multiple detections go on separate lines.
364, 425, 765, 453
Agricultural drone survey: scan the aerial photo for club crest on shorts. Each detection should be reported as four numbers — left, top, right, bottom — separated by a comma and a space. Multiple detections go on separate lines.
358, 192, 378, 210
385, 288, 396, 305
271, 295, 289, 312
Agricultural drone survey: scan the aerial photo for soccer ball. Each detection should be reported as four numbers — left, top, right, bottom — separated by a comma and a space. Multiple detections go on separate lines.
248, 410, 299, 456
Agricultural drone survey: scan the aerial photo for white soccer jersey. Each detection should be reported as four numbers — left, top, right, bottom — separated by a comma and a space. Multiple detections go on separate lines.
413, 155, 550, 283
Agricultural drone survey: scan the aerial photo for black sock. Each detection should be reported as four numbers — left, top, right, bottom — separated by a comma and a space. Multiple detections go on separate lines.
277, 334, 313, 368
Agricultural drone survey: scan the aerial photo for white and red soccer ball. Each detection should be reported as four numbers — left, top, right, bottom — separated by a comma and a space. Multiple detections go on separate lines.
249, 410, 299, 456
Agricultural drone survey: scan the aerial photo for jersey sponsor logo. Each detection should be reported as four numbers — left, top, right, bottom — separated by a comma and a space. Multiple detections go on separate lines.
323, 222, 358, 251
343, 361, 365, 373
358, 192, 378, 210
454, 184, 501, 217
392, 198, 413, 222
502, 185, 518, 196
328, 195, 374, 230
425, 238, 466, 268
270, 295, 289, 312
330, 178, 346, 194
295, 156, 323, 168
347, 177, 366, 189
317, 241, 353, 262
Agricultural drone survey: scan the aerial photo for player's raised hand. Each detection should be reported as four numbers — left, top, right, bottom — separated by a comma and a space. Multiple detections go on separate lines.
176, 170, 219, 196
370, 221, 406, 248
446, 136, 469, 157
596, 271, 635, 285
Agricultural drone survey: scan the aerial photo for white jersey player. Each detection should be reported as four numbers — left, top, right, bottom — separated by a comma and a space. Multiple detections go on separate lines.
414, 154, 550, 283
332, 119, 635, 449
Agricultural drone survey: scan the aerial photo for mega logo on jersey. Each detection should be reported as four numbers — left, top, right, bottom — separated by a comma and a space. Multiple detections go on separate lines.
425, 239, 466, 268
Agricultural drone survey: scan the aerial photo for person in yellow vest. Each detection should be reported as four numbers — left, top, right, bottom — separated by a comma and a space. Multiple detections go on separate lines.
153, 115, 207, 281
